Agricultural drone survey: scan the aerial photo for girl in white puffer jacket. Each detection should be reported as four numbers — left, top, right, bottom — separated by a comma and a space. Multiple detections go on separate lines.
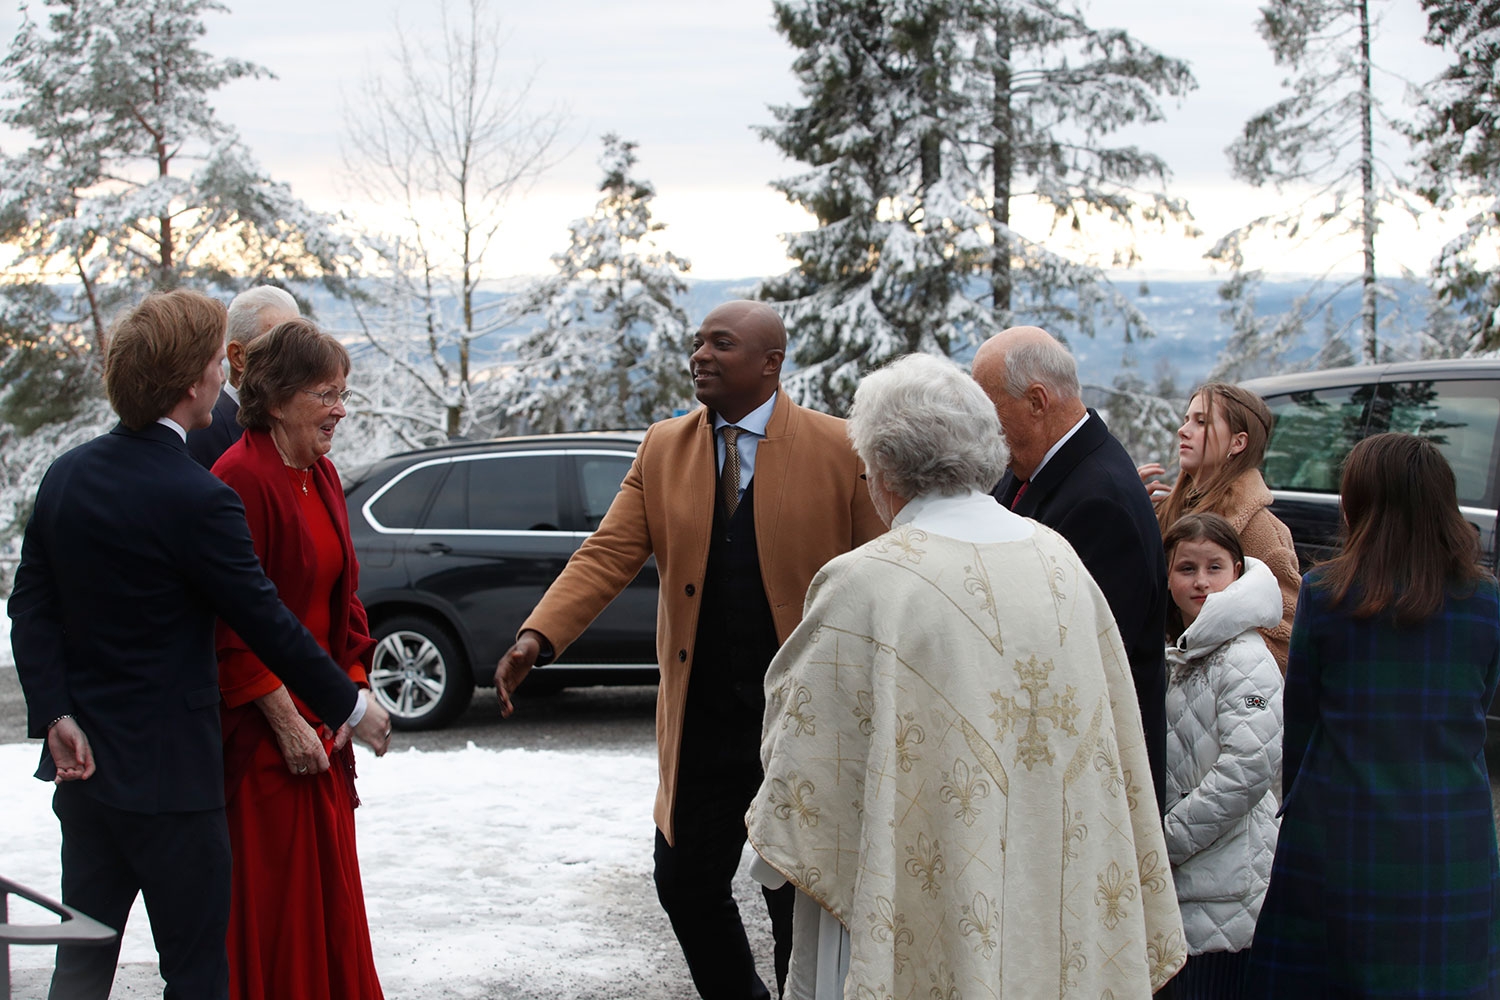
1162, 512, 1284, 1000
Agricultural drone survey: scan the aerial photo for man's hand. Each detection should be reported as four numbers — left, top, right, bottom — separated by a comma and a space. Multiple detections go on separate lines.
495, 631, 544, 718
48, 717, 95, 782
352, 698, 392, 757
1137, 462, 1173, 499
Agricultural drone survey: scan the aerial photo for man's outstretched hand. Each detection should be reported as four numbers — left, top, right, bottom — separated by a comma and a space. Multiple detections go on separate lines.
495, 631, 545, 718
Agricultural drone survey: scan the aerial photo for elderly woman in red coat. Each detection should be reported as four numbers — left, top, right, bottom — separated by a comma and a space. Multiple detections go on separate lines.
213, 317, 384, 1000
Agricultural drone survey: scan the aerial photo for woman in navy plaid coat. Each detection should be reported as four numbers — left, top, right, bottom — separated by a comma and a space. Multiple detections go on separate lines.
1246, 433, 1500, 997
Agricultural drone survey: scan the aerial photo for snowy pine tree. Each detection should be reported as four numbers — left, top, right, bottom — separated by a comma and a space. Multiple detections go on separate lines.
0, 0, 353, 359
1211, 0, 1417, 366
757, 0, 995, 413
509, 136, 692, 432
1410, 0, 1500, 352
758, 0, 1194, 414
0, 0, 353, 540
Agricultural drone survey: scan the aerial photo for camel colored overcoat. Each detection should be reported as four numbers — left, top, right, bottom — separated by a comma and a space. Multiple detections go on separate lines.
521, 391, 884, 843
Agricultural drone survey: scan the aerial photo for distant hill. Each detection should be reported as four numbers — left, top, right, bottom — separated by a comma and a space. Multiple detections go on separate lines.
303, 273, 1435, 396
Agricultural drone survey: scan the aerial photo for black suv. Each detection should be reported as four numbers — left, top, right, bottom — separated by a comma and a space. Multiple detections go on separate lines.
1241, 358, 1500, 573
344, 432, 658, 730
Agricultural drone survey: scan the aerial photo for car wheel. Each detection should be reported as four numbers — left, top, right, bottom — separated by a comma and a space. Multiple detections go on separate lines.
368, 615, 475, 730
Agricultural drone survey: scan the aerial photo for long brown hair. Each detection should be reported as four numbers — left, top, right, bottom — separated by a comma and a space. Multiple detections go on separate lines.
1155, 382, 1275, 530
1318, 433, 1484, 624
1163, 512, 1246, 641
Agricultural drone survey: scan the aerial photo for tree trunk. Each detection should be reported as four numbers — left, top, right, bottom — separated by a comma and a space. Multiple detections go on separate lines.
991, 11, 1014, 324
1358, 0, 1378, 364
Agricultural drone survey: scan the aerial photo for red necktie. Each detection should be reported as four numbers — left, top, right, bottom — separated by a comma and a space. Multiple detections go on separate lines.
1010, 480, 1029, 511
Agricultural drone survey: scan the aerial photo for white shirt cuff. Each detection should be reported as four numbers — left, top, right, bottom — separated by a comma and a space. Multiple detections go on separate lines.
346, 688, 368, 729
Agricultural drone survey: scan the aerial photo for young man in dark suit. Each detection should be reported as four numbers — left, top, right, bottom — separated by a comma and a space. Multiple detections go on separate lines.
973, 325, 1169, 814
8, 289, 391, 1000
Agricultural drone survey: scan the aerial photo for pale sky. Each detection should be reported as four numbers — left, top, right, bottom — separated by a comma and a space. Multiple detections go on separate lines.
0, 0, 1461, 281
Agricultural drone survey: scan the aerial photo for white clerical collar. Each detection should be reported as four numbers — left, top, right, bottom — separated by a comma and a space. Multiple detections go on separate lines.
156, 416, 188, 442
893, 489, 1033, 543
712, 390, 777, 437
1030, 410, 1090, 480
223, 382, 240, 405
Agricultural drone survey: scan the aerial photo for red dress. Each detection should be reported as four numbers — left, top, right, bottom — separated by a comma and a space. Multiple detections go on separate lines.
214, 431, 384, 1000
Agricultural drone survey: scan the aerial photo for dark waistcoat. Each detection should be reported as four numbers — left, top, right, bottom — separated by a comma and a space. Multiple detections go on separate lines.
680, 480, 780, 772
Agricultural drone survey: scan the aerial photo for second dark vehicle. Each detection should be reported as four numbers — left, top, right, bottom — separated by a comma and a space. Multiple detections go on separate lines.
344, 432, 657, 730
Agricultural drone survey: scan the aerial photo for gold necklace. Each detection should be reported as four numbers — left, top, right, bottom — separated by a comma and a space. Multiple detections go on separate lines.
296, 468, 311, 495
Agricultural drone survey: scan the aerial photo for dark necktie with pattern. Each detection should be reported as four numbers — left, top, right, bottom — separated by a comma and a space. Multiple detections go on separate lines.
720, 425, 742, 518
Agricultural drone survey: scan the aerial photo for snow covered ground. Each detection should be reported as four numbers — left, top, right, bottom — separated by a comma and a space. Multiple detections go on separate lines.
2, 585, 771, 997
0, 740, 740, 998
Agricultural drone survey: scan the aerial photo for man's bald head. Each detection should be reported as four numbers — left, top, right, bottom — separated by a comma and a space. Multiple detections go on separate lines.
971, 325, 1086, 480
690, 300, 787, 422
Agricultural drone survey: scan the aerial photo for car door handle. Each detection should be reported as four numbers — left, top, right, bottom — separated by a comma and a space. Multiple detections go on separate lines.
414, 542, 452, 556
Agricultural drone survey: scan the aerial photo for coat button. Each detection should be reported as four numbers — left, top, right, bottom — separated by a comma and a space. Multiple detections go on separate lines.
685, 584, 696, 596
678, 650, 687, 662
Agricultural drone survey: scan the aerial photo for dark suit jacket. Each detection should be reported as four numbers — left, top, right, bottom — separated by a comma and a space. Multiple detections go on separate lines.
186, 388, 242, 469
8, 422, 359, 814
994, 409, 1169, 813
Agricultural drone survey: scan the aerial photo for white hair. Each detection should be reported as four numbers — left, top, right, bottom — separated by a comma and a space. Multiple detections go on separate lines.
847, 353, 1010, 500
1001, 335, 1081, 401
226, 286, 300, 345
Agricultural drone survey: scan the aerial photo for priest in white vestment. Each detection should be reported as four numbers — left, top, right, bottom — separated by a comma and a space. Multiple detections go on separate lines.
747, 353, 1186, 999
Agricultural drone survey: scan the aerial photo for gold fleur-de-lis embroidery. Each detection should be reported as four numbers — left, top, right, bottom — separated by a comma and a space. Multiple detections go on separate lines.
989, 655, 1079, 770
1147, 929, 1187, 990
1093, 742, 1124, 798
769, 774, 820, 828
903, 833, 945, 898
783, 685, 816, 737
1059, 929, 1087, 991
1121, 766, 1140, 812
940, 758, 990, 827
874, 527, 927, 563
790, 863, 823, 890
958, 891, 997, 958
927, 963, 959, 1000
855, 986, 896, 1000
1137, 850, 1168, 895
853, 690, 875, 736
895, 713, 926, 773
963, 564, 995, 614
1094, 861, 1138, 930
869, 897, 915, 974
1063, 809, 1088, 866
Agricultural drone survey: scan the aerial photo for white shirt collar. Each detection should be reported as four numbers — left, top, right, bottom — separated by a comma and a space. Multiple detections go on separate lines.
712, 391, 777, 437
223, 382, 240, 405
1030, 410, 1090, 480
155, 416, 188, 442
892, 489, 1033, 543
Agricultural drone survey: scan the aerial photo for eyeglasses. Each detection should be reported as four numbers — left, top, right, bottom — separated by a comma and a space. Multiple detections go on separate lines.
303, 388, 353, 407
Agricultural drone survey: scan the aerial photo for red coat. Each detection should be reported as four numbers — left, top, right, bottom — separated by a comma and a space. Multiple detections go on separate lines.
214, 428, 373, 711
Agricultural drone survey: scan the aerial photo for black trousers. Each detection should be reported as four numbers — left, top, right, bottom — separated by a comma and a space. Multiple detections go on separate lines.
654, 768, 793, 1000
49, 783, 231, 1000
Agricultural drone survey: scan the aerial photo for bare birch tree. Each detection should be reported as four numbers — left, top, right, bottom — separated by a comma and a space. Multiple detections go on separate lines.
343, 0, 566, 439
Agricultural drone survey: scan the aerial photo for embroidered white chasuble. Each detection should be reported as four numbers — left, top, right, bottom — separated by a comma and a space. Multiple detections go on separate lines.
748, 523, 1186, 999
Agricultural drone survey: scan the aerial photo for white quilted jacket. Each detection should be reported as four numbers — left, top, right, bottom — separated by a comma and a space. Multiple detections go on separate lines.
1164, 556, 1285, 955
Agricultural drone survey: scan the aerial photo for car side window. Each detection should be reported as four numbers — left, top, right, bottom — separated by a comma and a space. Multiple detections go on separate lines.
367, 461, 446, 529
1261, 385, 1373, 493
466, 455, 563, 531
422, 461, 467, 530
577, 454, 635, 531
1376, 380, 1500, 508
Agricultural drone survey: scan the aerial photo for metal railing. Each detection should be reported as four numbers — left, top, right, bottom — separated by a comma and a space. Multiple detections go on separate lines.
0, 876, 117, 1000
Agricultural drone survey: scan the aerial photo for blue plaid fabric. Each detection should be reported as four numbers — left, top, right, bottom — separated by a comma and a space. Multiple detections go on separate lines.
1246, 572, 1500, 997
